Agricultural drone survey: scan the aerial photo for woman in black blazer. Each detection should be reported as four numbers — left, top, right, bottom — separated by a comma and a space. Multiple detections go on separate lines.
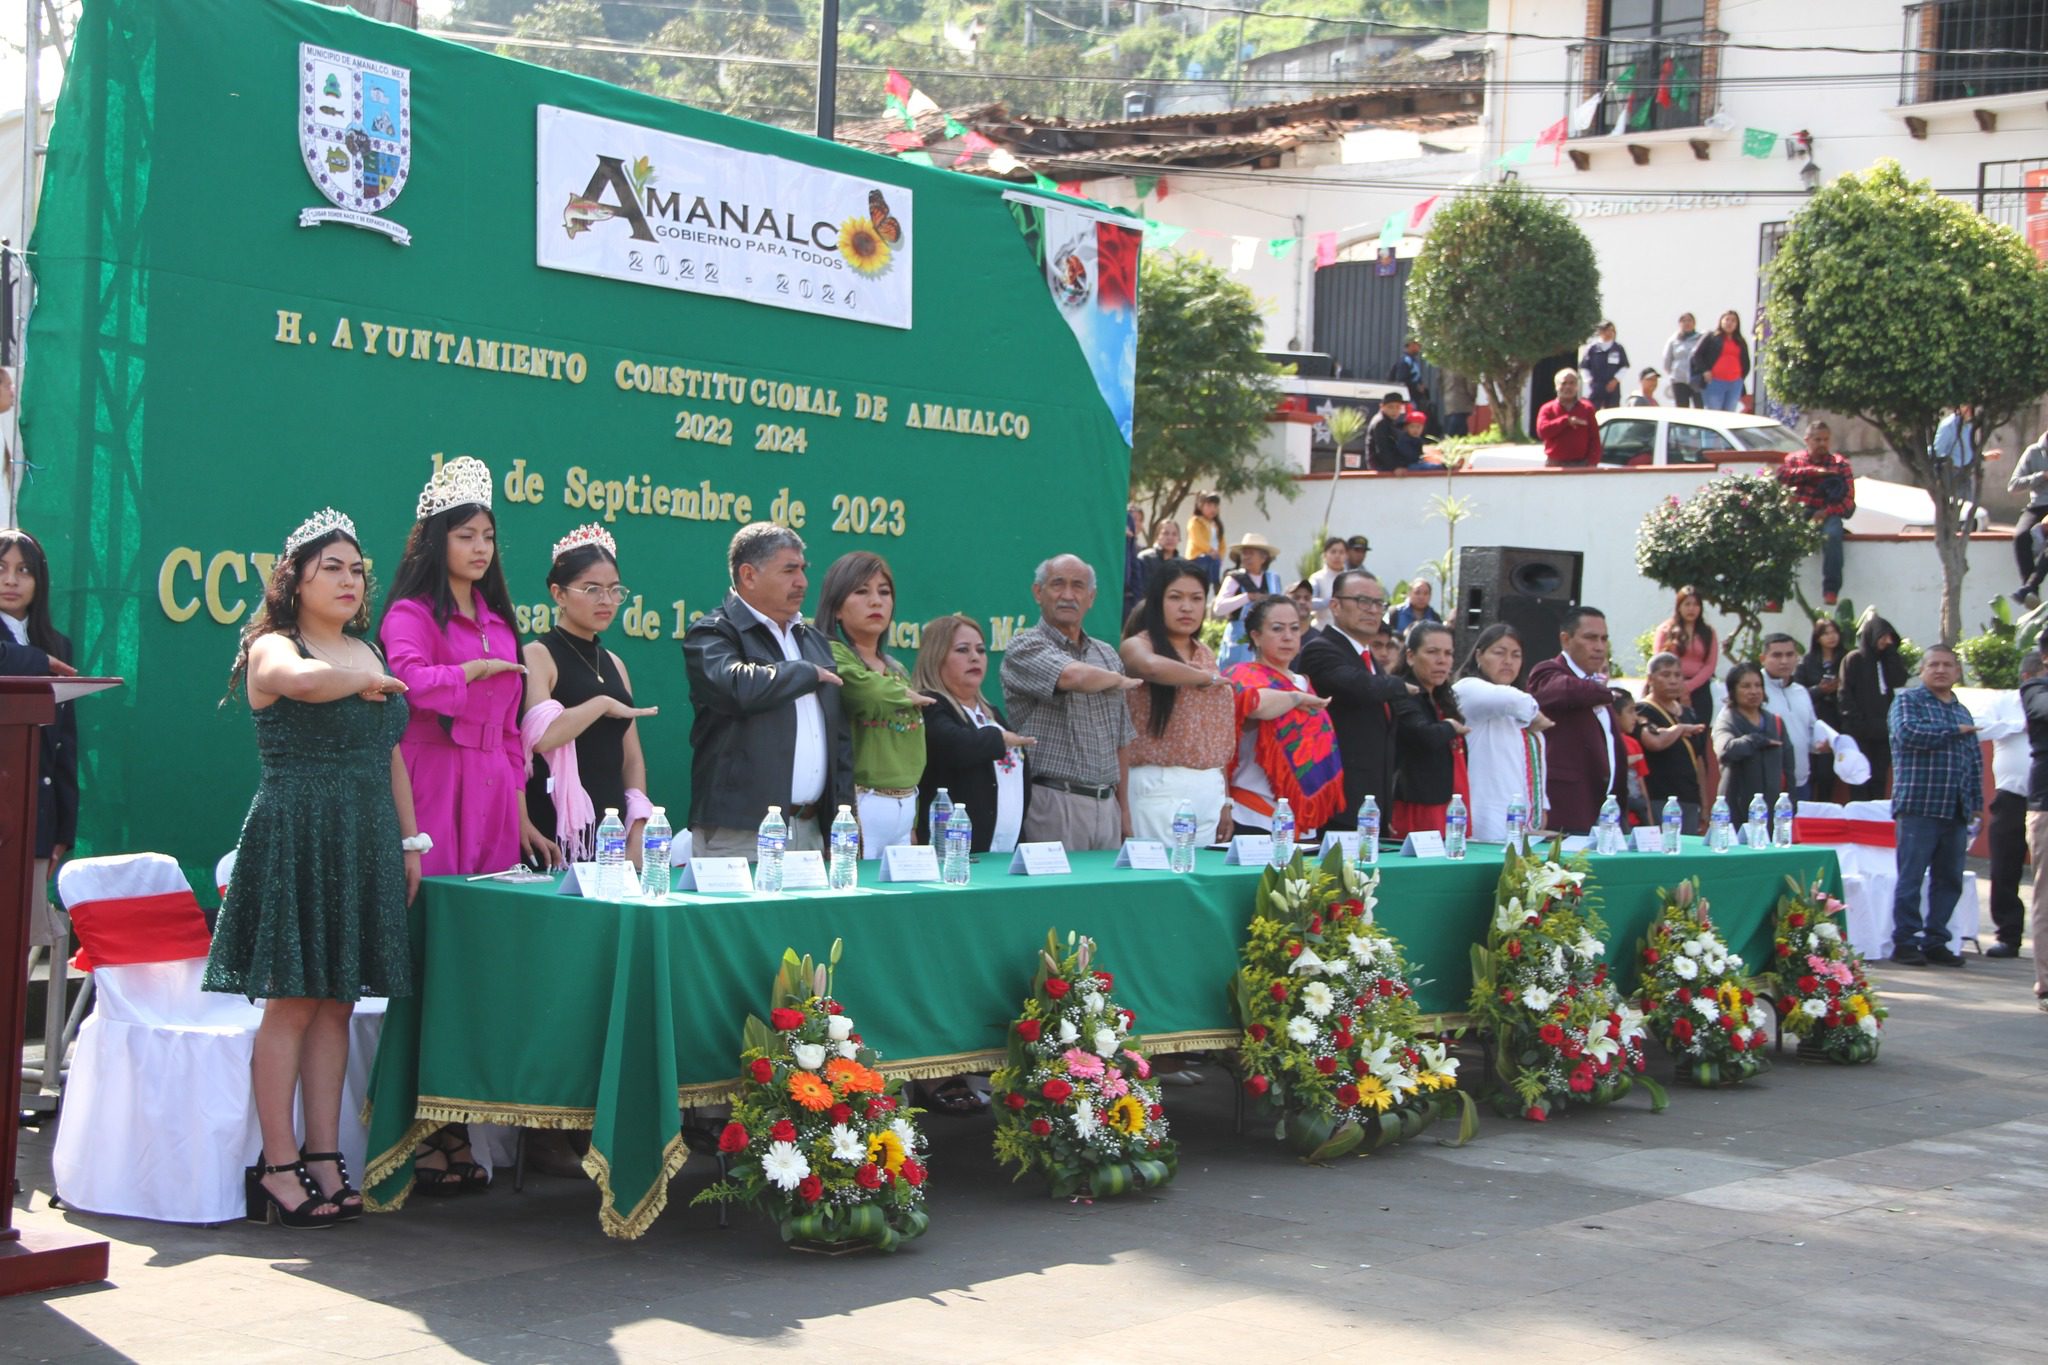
912, 614, 1033, 852
0, 529, 80, 867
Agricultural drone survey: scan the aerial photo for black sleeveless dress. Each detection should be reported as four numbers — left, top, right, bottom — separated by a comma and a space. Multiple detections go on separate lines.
524, 629, 634, 838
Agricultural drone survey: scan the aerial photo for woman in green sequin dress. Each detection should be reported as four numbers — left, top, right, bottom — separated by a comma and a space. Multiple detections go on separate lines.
204, 514, 424, 1224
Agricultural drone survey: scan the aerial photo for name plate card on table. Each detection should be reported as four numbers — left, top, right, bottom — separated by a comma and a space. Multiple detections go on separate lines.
878, 844, 941, 884
1224, 834, 1273, 865
558, 863, 601, 897
1399, 831, 1447, 859
1319, 831, 1362, 861
779, 850, 829, 890
1114, 840, 1171, 870
1559, 835, 1595, 855
1009, 842, 1073, 876
684, 857, 755, 895
1630, 828, 1667, 854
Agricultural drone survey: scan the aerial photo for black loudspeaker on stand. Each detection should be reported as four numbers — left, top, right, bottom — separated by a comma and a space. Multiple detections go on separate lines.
1456, 546, 1586, 667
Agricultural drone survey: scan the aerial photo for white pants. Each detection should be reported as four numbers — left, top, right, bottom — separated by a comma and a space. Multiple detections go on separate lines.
1126, 765, 1228, 844
857, 790, 917, 859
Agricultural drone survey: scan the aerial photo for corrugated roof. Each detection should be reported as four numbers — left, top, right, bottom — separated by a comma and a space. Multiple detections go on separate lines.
1055, 82, 1477, 133
1003, 110, 1479, 177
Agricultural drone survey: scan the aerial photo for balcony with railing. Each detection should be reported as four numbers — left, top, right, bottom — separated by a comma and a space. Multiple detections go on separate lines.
1899, 0, 2048, 105
1564, 31, 1721, 139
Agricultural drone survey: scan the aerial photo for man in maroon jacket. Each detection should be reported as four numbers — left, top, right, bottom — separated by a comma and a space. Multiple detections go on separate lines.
1528, 605, 1627, 832
1536, 369, 1601, 467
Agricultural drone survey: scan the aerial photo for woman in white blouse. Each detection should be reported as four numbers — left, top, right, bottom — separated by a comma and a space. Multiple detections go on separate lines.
912, 615, 1036, 853
1451, 624, 1554, 841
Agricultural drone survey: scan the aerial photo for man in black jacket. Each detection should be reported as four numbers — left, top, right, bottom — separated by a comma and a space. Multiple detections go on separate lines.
1296, 569, 1418, 829
682, 523, 852, 858
1364, 393, 1412, 472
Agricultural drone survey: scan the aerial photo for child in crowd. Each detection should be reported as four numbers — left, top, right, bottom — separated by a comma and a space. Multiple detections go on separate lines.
1611, 687, 1651, 828
1370, 622, 1403, 676
1186, 492, 1224, 586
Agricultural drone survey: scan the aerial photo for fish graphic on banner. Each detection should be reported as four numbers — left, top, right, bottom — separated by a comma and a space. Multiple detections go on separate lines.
1015, 195, 1139, 446
297, 43, 413, 245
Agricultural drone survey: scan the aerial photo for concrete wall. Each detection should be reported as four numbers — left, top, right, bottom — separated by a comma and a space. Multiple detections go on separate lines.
1216, 456, 2013, 662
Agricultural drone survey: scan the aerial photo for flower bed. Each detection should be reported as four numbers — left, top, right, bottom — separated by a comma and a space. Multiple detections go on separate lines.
1233, 850, 1474, 1161
690, 943, 930, 1252
989, 932, 1177, 1199
1772, 877, 1885, 1064
1637, 878, 1773, 1087
1469, 844, 1665, 1122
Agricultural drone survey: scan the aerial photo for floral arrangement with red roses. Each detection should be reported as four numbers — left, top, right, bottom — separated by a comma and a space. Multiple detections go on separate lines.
1469, 843, 1665, 1122
989, 931, 1176, 1199
1772, 877, 1883, 1064
1232, 850, 1473, 1161
1636, 878, 1773, 1087
690, 942, 929, 1252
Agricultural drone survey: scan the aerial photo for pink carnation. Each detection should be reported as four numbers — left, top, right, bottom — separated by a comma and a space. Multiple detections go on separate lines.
1121, 1049, 1152, 1079
1062, 1048, 1106, 1080
1097, 1073, 1130, 1099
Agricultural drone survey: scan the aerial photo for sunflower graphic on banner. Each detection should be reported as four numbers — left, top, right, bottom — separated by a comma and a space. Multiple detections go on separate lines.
1007, 191, 1141, 446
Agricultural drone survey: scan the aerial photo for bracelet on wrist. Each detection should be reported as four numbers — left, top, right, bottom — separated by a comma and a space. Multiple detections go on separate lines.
401, 833, 434, 854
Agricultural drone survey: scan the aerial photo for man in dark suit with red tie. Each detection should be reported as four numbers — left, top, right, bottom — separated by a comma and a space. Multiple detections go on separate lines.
1298, 570, 1420, 830
1528, 605, 1627, 833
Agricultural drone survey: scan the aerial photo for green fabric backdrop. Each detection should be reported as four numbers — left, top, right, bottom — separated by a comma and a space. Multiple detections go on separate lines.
363, 840, 1840, 1236
25, 0, 1127, 882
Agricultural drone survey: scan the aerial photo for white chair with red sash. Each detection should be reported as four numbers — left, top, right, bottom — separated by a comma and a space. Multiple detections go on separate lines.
1793, 800, 1981, 959
52, 853, 264, 1223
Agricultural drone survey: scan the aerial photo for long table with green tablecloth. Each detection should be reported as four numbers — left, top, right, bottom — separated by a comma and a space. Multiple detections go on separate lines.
362, 838, 1840, 1236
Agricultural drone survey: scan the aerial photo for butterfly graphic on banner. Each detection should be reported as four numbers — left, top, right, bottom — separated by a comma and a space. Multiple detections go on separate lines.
868, 190, 905, 247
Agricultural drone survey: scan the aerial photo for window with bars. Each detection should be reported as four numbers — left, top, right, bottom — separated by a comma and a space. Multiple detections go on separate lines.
1900, 0, 2048, 105
1565, 1, 1716, 137
1979, 156, 2048, 237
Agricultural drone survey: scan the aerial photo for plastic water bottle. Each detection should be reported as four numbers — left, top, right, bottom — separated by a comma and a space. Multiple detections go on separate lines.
1709, 796, 1733, 852
943, 805, 973, 886
1445, 794, 1468, 860
1357, 795, 1381, 867
1504, 795, 1527, 855
1745, 794, 1769, 848
639, 806, 672, 898
1661, 797, 1683, 855
1597, 795, 1622, 854
928, 787, 953, 848
1170, 800, 1198, 874
829, 805, 859, 890
756, 805, 787, 893
596, 808, 627, 898
1269, 798, 1295, 868
1773, 792, 1795, 848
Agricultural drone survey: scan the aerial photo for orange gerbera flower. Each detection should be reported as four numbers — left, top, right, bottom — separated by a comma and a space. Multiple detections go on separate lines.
787, 1071, 835, 1111
826, 1058, 885, 1094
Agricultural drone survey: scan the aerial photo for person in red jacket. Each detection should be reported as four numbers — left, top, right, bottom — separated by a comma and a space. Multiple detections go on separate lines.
1536, 369, 1600, 467
1527, 605, 1626, 832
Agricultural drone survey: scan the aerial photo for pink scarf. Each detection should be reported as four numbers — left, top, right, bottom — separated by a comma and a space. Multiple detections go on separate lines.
521, 701, 595, 861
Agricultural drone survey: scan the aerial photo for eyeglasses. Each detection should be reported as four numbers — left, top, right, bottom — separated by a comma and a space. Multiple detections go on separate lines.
1336, 594, 1388, 608
568, 584, 630, 603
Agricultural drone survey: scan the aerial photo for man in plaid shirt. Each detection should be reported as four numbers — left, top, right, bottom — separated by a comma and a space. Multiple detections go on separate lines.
1777, 422, 1857, 605
1889, 645, 1983, 966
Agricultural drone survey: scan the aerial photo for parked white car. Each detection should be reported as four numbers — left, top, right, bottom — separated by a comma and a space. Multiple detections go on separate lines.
1461, 406, 1984, 533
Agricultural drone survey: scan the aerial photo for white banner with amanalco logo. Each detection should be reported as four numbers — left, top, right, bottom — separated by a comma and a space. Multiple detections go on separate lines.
535, 105, 914, 329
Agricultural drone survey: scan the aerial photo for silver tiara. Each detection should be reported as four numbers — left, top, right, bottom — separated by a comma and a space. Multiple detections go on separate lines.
416, 456, 494, 521
283, 507, 357, 558
552, 523, 616, 562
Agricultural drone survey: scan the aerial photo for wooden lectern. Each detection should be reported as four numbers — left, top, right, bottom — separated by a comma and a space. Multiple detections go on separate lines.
1, 675, 119, 1296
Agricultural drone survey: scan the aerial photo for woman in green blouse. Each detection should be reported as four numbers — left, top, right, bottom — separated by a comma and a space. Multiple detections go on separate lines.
816, 551, 931, 857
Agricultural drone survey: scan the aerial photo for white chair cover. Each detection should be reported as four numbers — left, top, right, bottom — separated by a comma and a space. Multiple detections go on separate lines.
52, 853, 388, 1223
1795, 801, 1980, 958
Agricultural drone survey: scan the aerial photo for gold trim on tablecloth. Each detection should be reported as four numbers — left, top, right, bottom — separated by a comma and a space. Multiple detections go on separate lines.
417, 1096, 599, 1128
585, 1131, 692, 1241
361, 1115, 437, 1214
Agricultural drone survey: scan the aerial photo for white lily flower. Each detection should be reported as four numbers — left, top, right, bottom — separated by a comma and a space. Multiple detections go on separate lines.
827, 1123, 866, 1162
1083, 990, 1105, 1016
1300, 982, 1335, 1018
1671, 956, 1699, 981
1615, 1003, 1648, 1043
791, 1042, 827, 1070
1290, 945, 1330, 976
1807, 932, 1822, 951
1419, 1039, 1459, 1079
1285, 1015, 1319, 1044
1816, 923, 1841, 942
1575, 935, 1605, 960
1357, 888, 1378, 925
1521, 985, 1556, 1012
826, 1016, 854, 1042
1493, 897, 1528, 933
1549, 947, 1568, 977
760, 1141, 810, 1191
1583, 1029, 1621, 1063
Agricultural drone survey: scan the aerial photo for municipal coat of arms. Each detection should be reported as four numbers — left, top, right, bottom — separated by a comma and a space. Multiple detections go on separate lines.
297, 43, 413, 245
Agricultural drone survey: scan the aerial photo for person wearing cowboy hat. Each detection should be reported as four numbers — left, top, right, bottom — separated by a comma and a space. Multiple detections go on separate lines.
1214, 531, 1284, 668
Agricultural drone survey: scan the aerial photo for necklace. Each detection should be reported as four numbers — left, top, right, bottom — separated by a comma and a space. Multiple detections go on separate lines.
300, 634, 358, 671
553, 626, 605, 683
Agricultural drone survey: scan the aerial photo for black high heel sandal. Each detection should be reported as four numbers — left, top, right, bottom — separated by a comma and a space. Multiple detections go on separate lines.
299, 1148, 364, 1222
244, 1159, 341, 1229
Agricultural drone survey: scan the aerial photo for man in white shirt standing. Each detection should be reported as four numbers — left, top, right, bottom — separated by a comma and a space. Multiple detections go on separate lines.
683, 523, 852, 859
1760, 633, 1832, 802
1973, 650, 2040, 958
